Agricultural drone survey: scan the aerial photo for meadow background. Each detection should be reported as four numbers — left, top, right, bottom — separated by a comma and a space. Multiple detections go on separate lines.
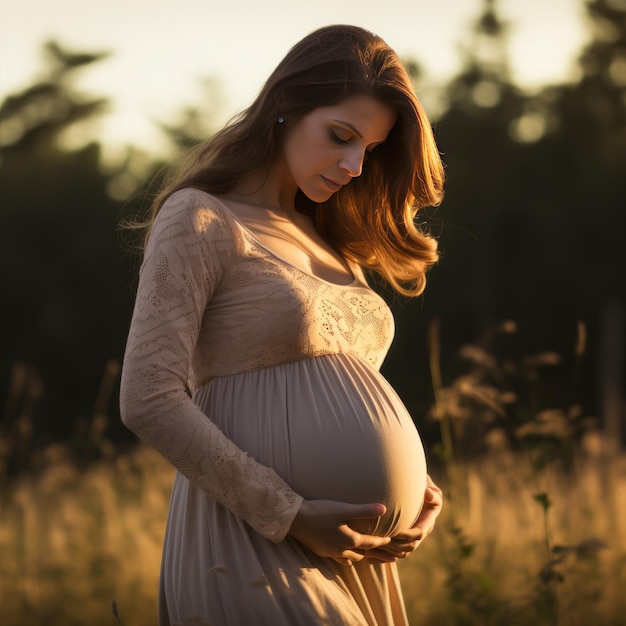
1, 0, 625, 624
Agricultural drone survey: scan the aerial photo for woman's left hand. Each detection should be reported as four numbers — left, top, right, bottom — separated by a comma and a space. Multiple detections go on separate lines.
363, 477, 443, 563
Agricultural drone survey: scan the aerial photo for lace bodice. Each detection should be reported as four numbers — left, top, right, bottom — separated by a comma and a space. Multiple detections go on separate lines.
119, 188, 395, 541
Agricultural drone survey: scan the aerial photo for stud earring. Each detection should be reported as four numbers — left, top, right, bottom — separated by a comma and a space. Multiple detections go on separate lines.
277, 116, 285, 124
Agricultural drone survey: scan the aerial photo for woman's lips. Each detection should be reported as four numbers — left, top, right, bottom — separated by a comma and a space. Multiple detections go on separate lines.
321, 175, 345, 193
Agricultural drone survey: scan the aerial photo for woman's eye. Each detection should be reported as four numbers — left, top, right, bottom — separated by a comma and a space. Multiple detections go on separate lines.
330, 131, 351, 145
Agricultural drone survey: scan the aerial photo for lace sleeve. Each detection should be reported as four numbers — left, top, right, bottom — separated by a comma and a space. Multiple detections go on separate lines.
119, 190, 303, 542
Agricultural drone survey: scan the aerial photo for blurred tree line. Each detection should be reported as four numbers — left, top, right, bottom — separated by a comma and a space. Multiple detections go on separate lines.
1, 0, 624, 467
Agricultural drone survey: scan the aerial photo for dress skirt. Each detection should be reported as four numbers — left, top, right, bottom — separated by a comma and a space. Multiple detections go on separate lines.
159, 353, 427, 626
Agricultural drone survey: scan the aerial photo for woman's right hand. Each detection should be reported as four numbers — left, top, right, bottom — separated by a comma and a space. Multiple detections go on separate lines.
287, 499, 391, 566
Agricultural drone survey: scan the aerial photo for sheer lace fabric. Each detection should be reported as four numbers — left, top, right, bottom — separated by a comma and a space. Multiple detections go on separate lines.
120, 188, 395, 541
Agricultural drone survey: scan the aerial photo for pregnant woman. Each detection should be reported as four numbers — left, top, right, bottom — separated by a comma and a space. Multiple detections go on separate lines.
120, 24, 444, 626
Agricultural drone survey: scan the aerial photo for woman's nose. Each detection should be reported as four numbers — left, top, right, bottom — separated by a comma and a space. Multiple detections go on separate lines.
339, 147, 365, 178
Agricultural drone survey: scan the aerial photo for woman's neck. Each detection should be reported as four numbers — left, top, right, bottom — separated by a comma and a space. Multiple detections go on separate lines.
225, 160, 298, 214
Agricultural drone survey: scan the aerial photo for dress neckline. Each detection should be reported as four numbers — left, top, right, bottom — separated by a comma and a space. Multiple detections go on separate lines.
204, 192, 363, 289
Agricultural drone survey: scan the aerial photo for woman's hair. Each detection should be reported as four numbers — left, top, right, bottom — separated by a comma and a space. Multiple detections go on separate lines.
144, 24, 444, 296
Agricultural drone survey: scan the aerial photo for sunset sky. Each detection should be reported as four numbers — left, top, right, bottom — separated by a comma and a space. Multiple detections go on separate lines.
2, 0, 588, 156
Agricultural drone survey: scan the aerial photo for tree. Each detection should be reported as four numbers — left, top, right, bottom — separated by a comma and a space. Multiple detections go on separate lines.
383, 0, 533, 420
0, 41, 136, 454
530, 0, 626, 444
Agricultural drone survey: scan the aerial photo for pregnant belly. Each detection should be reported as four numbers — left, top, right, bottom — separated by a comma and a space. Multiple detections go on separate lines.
197, 353, 427, 537
286, 355, 426, 537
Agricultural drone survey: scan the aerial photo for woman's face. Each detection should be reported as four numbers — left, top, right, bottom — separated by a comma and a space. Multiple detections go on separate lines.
281, 94, 397, 203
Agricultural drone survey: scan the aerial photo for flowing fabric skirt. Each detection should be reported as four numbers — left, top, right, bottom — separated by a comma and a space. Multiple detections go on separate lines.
159, 353, 427, 626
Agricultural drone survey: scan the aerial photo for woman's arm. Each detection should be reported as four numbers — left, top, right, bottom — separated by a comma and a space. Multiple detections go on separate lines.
120, 190, 303, 542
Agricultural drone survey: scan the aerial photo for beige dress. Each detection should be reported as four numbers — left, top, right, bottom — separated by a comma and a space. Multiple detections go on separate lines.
120, 188, 428, 625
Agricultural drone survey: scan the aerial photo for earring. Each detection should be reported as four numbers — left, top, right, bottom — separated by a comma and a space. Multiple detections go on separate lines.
277, 116, 285, 124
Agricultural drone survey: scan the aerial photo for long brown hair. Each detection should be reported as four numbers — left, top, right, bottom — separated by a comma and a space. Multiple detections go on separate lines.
146, 24, 444, 296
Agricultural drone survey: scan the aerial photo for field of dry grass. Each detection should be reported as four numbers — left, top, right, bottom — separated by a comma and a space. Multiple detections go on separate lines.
399, 440, 626, 625
1, 438, 624, 625
0, 445, 172, 626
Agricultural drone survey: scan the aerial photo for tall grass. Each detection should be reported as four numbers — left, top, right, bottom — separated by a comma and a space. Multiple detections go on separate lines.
399, 445, 626, 625
0, 445, 173, 626
401, 318, 626, 625
1, 443, 624, 625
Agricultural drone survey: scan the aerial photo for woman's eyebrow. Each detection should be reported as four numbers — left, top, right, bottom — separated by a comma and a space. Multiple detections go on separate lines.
332, 119, 363, 138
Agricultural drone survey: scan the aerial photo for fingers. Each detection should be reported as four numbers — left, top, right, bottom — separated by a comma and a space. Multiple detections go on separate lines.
349, 529, 391, 551
378, 538, 416, 553
342, 502, 390, 551
360, 483, 445, 563
336, 547, 402, 567
426, 485, 444, 508
393, 486, 444, 543
343, 502, 387, 519
390, 526, 425, 543
332, 548, 367, 567
412, 505, 441, 538
288, 499, 393, 564
389, 528, 428, 554
362, 547, 401, 563
379, 489, 443, 556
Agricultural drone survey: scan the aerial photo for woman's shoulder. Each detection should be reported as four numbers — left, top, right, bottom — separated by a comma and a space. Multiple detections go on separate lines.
158, 187, 238, 236
143, 188, 244, 261
164, 187, 228, 218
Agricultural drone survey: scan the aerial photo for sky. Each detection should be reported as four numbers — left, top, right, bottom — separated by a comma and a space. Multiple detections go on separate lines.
1, 0, 589, 157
